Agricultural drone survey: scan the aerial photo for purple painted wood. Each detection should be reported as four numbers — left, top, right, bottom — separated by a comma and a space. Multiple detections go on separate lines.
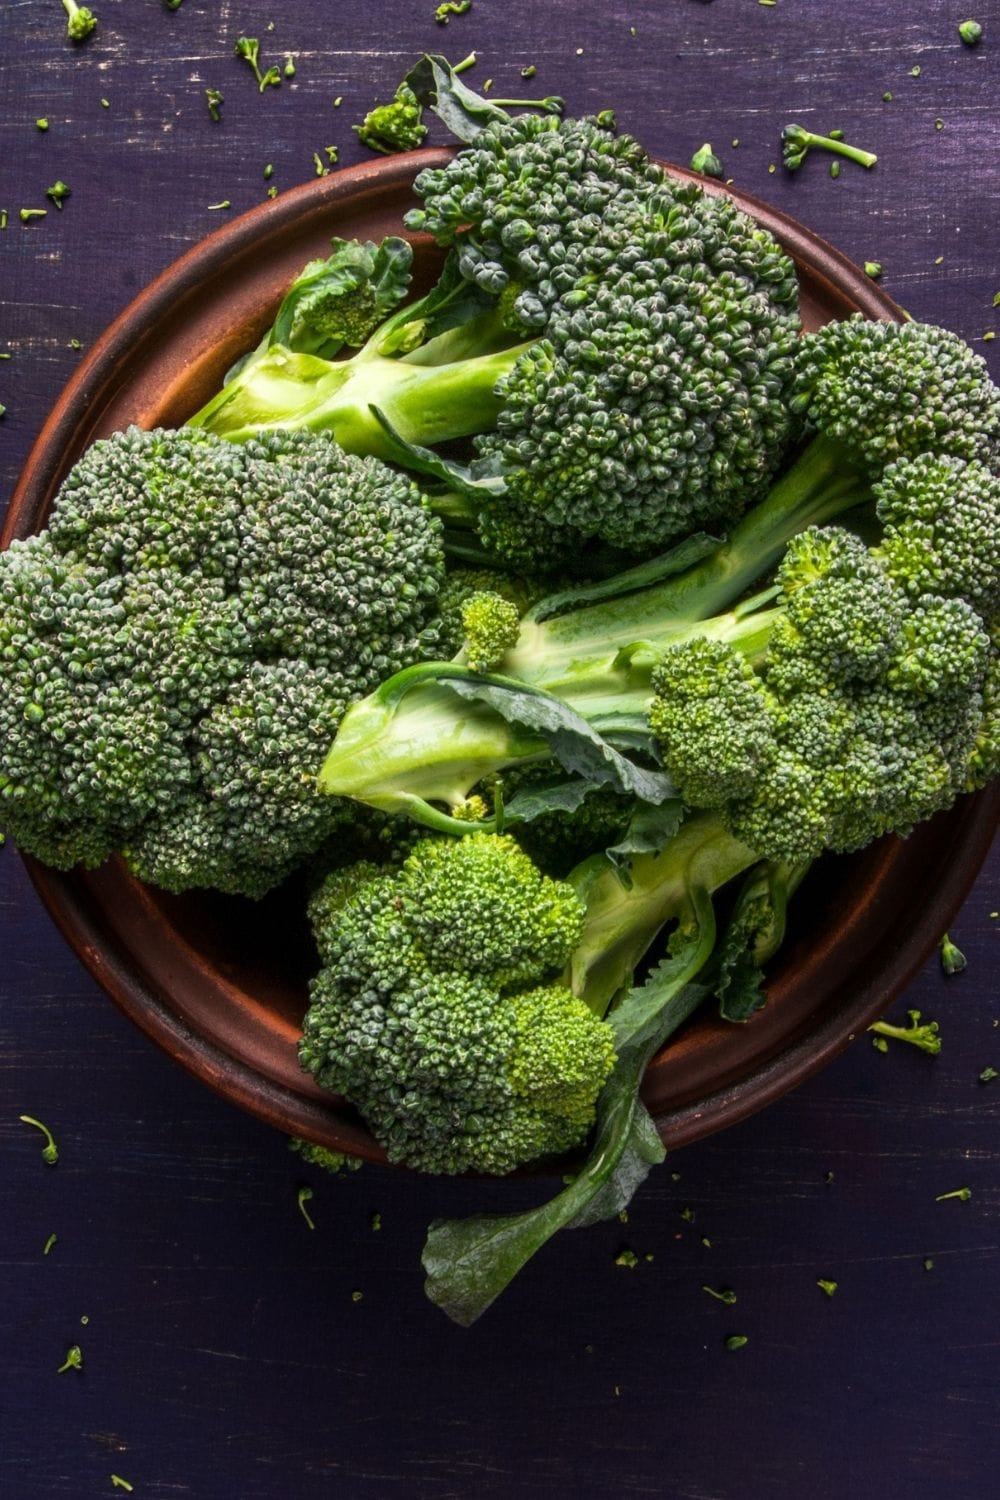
1, 3, 998, 1498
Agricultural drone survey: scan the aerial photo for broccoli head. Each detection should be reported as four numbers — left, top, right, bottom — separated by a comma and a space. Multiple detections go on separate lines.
299, 833, 616, 1174
791, 314, 1000, 471
0, 426, 447, 895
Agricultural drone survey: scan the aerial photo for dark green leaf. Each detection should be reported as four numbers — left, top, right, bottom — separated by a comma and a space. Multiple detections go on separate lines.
444, 676, 676, 805
405, 54, 512, 143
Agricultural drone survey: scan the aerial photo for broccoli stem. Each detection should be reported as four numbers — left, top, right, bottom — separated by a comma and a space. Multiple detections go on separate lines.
567, 813, 758, 1014
187, 338, 527, 453
319, 432, 871, 820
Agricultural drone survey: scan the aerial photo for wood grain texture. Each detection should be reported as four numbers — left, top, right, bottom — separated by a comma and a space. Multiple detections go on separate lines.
1, 2, 999, 1498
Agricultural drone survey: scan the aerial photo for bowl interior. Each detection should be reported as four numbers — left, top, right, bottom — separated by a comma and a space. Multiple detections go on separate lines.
8, 153, 998, 1161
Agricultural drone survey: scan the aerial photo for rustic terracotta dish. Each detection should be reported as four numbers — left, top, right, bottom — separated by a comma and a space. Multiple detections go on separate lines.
6, 152, 998, 1163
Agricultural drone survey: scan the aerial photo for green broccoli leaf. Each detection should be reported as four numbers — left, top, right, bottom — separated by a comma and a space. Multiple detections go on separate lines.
605, 800, 686, 873
422, 927, 714, 1325
405, 53, 513, 143
444, 674, 676, 805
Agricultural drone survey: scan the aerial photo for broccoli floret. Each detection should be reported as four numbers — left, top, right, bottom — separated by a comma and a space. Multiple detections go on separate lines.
288, 1138, 363, 1173
0, 427, 447, 895
781, 124, 878, 172
299, 833, 615, 1174
354, 82, 428, 154
62, 1, 97, 42
874, 454, 1000, 616
792, 315, 1000, 471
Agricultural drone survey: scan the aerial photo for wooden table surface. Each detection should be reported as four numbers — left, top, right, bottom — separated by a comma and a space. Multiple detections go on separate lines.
2, 3, 999, 1497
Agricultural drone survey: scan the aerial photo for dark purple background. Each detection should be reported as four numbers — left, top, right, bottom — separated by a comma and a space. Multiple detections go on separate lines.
2, 3, 999, 1497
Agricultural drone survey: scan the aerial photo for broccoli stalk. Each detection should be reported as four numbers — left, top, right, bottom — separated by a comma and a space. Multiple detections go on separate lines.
187, 260, 531, 455
781, 124, 878, 172
318, 435, 871, 825
414, 815, 803, 1323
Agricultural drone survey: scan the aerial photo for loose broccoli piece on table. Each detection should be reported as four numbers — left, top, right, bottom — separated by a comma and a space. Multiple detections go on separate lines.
354, 83, 428, 154
0, 426, 448, 895
62, 1, 97, 42
300, 833, 616, 1175
869, 1010, 942, 1054
781, 124, 878, 172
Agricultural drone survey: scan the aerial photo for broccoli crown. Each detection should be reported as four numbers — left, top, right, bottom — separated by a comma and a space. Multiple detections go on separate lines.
354, 82, 428, 155
474, 266, 800, 555
649, 521, 998, 863
0, 426, 447, 895
299, 833, 615, 1175
791, 315, 1000, 472
434, 564, 539, 657
405, 114, 802, 560
874, 453, 1000, 617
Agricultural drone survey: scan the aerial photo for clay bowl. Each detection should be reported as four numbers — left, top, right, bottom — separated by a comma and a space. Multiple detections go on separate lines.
6, 152, 999, 1164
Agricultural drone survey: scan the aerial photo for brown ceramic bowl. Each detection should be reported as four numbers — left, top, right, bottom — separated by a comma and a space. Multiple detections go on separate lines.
5, 153, 999, 1163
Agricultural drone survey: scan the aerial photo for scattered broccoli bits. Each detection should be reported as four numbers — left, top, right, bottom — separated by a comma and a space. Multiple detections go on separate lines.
958, 20, 983, 46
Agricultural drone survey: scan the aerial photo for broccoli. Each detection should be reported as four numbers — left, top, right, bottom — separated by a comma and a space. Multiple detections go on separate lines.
869, 1009, 941, 1054
234, 37, 281, 93
0, 426, 449, 896
301, 811, 800, 1322
300, 832, 616, 1174
62, 1, 96, 42
781, 124, 878, 172
690, 142, 724, 178
317, 311, 1000, 873
189, 61, 803, 566
958, 20, 983, 46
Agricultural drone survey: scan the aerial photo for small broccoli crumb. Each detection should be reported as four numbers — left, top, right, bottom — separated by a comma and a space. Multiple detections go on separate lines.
297, 1185, 316, 1229
521, 64, 537, 79
20, 1115, 59, 1164
935, 1187, 972, 1202
43, 1233, 58, 1255
923, 1257, 934, 1271
614, 1247, 640, 1269
690, 143, 724, 178
333, 95, 343, 107
263, 162, 273, 179
724, 1334, 748, 1351
62, 1, 97, 43
206, 200, 231, 211
958, 20, 983, 46
234, 37, 281, 92
816, 1278, 838, 1297
864, 261, 882, 278
680, 1206, 696, 1223
869, 1010, 941, 1055
935, 118, 945, 131
883, 91, 893, 101
370, 1212, 382, 1231
45, 181, 70, 210
110, 1479, 134, 1494
19, 208, 47, 223
351, 1289, 364, 1302
830, 161, 841, 179
284, 55, 296, 79
940, 932, 967, 975
288, 1138, 362, 1174
435, 0, 472, 21
36, 118, 49, 131
205, 87, 224, 122
910, 65, 922, 77
979, 1066, 998, 1084
702, 1285, 737, 1304
56, 1344, 83, 1373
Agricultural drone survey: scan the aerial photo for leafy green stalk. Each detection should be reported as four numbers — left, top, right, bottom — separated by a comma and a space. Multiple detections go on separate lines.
319, 435, 870, 824
781, 124, 878, 172
422, 812, 796, 1324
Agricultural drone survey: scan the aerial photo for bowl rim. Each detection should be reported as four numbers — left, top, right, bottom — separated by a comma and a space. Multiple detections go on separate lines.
6, 149, 998, 1163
